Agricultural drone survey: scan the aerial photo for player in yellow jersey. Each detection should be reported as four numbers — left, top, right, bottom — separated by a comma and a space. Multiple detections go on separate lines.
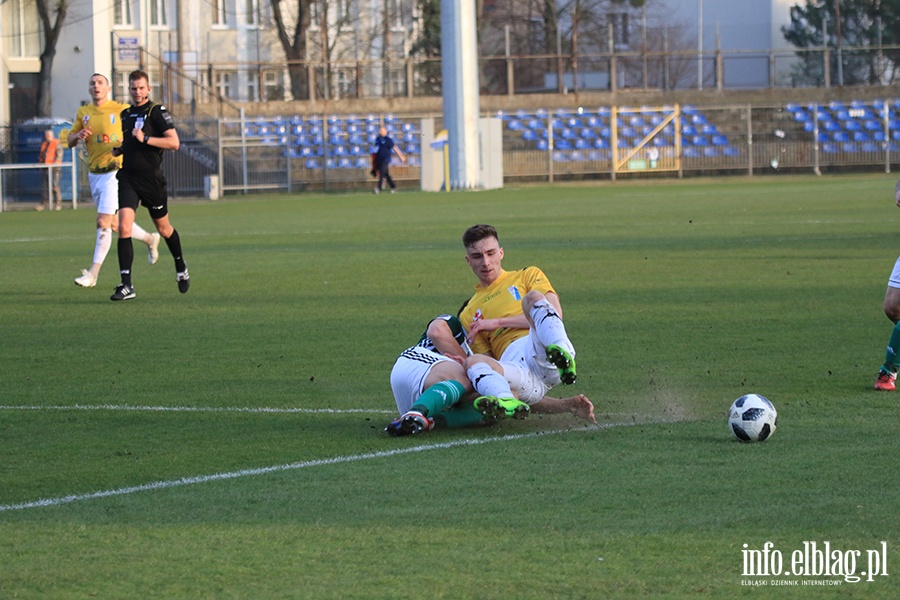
67, 73, 159, 288
458, 224, 586, 420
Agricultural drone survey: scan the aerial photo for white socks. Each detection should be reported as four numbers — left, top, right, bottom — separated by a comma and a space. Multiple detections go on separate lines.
131, 222, 152, 245
467, 362, 514, 399
530, 299, 576, 357
93, 227, 113, 266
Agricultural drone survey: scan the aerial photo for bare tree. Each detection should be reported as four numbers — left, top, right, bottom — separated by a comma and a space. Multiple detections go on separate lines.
35, 0, 69, 117
270, 0, 313, 100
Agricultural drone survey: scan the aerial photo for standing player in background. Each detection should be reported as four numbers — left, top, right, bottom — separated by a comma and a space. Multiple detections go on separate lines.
110, 70, 189, 302
874, 178, 900, 390
372, 126, 406, 194
68, 73, 160, 289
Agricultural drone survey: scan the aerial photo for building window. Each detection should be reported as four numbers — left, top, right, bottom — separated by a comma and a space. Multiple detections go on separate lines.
6, 0, 41, 57
609, 12, 630, 49
213, 0, 227, 26
150, 0, 168, 27
216, 72, 234, 99
114, 0, 133, 27
263, 71, 282, 101
246, 0, 259, 26
246, 72, 258, 102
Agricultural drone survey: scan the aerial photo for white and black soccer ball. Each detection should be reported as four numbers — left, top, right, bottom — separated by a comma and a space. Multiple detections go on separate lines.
728, 394, 777, 442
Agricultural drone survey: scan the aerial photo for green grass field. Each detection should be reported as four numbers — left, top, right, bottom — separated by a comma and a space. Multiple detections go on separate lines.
1, 174, 898, 598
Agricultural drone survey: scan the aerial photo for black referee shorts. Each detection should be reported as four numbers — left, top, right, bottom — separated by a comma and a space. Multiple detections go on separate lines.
118, 170, 169, 220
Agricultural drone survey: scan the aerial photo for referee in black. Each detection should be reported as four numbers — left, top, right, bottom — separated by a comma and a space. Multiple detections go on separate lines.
110, 69, 189, 301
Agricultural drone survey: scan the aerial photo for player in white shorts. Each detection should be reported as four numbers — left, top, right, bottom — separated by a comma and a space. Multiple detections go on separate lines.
68, 73, 159, 289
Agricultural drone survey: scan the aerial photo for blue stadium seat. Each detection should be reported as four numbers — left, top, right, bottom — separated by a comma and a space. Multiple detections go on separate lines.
355, 156, 370, 168
406, 144, 420, 154
556, 139, 573, 150
822, 121, 840, 132
862, 142, 879, 153
560, 128, 577, 139
683, 147, 700, 157
723, 146, 740, 157
853, 131, 869, 142
701, 124, 718, 135
803, 121, 816, 133
331, 146, 347, 157
703, 147, 718, 157
842, 142, 858, 153
833, 131, 849, 142
682, 125, 697, 137
822, 142, 838, 153
580, 128, 597, 139
692, 135, 709, 146
523, 129, 539, 141
305, 158, 320, 169
873, 131, 886, 142
570, 150, 587, 161
508, 119, 524, 130
865, 120, 881, 131
338, 157, 352, 169
574, 139, 590, 150
537, 139, 549, 151
711, 135, 728, 146
552, 150, 569, 162
349, 145, 364, 156
594, 138, 610, 150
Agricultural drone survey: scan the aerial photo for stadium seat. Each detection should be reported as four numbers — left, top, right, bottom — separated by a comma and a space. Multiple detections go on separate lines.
711, 135, 728, 146
822, 121, 840, 132
574, 139, 590, 150
692, 135, 709, 146
873, 131, 886, 142
842, 142, 858, 153
833, 131, 849, 142
822, 142, 838, 153
683, 147, 700, 157
552, 150, 569, 162
682, 125, 697, 137
701, 124, 718, 136
523, 129, 539, 141
844, 120, 861, 131
508, 119, 524, 130
853, 132, 869, 142
305, 158, 320, 169
862, 142, 879, 153
556, 139, 573, 150
803, 122, 816, 133
537, 139, 550, 151
594, 138, 610, 150
580, 128, 597, 139
865, 120, 881, 131
703, 147, 718, 157
723, 146, 740, 157
406, 144, 420, 154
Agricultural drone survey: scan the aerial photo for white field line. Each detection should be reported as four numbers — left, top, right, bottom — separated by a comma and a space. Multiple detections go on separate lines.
0, 417, 677, 513
0, 404, 395, 415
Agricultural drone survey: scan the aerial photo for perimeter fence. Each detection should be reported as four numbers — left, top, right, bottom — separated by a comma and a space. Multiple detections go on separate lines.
2, 99, 900, 208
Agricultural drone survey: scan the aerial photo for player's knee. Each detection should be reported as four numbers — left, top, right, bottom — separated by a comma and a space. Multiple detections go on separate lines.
521, 290, 545, 311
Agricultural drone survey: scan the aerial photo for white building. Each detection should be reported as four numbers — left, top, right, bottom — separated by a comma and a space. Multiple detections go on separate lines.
0, 0, 419, 126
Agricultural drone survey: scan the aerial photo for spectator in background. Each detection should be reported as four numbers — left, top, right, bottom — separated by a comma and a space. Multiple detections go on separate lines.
36, 130, 62, 211
372, 125, 406, 194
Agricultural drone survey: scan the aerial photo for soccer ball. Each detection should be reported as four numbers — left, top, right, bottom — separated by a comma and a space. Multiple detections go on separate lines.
728, 394, 777, 442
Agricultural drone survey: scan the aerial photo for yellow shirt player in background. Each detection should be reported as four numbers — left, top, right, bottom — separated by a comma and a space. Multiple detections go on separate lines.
458, 224, 593, 423
68, 73, 159, 289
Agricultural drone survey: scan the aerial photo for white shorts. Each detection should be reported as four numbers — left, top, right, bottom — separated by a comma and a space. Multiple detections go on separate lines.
888, 256, 900, 289
498, 334, 562, 405
89, 171, 119, 215
390, 347, 455, 414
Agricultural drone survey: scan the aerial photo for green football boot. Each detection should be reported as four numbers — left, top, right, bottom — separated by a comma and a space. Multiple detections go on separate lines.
547, 344, 577, 384
473, 396, 530, 420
